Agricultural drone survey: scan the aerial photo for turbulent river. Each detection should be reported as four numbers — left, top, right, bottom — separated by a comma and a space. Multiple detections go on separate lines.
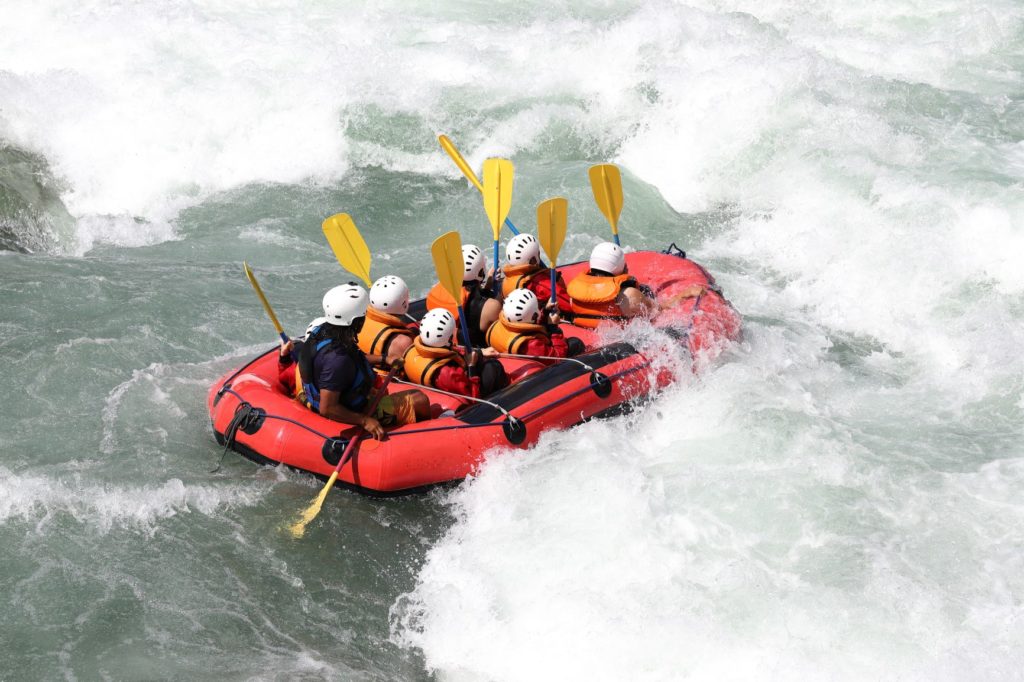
2, 1, 1023, 680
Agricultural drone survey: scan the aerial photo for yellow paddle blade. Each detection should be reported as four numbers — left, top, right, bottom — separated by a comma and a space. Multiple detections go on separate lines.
322, 213, 372, 287
288, 471, 339, 538
588, 164, 624, 236
536, 197, 568, 266
243, 262, 285, 335
482, 158, 514, 242
438, 134, 484, 193
431, 231, 465, 302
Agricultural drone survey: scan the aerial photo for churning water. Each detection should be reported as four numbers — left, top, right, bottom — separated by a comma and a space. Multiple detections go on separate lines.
2, 1, 1022, 679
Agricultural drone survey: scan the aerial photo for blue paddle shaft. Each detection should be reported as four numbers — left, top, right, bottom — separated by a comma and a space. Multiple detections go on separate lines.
613, 233, 620, 246
550, 268, 558, 306
455, 304, 475, 379
504, 217, 519, 235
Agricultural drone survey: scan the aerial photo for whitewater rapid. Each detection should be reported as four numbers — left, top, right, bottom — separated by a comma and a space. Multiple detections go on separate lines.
2, 0, 1023, 680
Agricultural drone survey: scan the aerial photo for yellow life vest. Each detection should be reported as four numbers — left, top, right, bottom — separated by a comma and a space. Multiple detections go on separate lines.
357, 307, 414, 357
567, 272, 636, 329
501, 264, 545, 298
485, 313, 547, 355
402, 338, 465, 388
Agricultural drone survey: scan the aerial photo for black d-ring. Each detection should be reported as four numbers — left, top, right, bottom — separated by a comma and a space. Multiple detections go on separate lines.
502, 417, 527, 445
590, 372, 613, 398
321, 438, 349, 466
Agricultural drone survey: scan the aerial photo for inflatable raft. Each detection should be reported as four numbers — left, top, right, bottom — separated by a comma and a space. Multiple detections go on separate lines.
207, 246, 740, 494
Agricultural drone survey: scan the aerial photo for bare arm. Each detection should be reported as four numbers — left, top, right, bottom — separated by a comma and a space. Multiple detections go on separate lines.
478, 298, 502, 335
617, 287, 657, 317
319, 389, 384, 439
385, 335, 413, 366
659, 284, 706, 310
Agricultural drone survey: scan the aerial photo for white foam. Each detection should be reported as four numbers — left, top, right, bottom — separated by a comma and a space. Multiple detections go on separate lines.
394, 321, 1024, 679
0, 467, 266, 536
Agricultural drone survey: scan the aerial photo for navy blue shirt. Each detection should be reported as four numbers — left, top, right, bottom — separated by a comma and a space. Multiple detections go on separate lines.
314, 347, 361, 393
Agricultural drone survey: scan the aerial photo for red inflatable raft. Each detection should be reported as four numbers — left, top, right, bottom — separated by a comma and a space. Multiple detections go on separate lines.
207, 246, 740, 494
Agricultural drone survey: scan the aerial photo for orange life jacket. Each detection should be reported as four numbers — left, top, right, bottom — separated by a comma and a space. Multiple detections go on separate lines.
501, 264, 546, 297
426, 282, 469, 319
567, 272, 637, 329
402, 338, 465, 388
485, 313, 548, 355
357, 307, 414, 357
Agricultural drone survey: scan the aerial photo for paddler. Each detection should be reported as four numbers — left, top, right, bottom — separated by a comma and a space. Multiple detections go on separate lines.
402, 308, 508, 398
277, 316, 325, 393
486, 289, 585, 358
567, 242, 704, 328
501, 233, 571, 311
296, 283, 430, 438
425, 244, 501, 347
357, 275, 416, 368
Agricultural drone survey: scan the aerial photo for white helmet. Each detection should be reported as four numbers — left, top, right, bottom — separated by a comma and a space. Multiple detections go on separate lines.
369, 275, 409, 315
590, 242, 626, 275
463, 244, 486, 283
322, 283, 369, 326
503, 288, 541, 324
506, 233, 540, 266
304, 316, 327, 339
419, 308, 456, 348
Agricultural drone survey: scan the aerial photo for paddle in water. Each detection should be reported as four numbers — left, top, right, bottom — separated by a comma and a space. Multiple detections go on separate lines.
289, 366, 399, 538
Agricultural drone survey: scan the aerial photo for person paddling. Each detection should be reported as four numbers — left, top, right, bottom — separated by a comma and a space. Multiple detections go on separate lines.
297, 283, 430, 438
568, 242, 704, 328
486, 289, 585, 359
500, 234, 571, 311
357, 275, 416, 369
277, 316, 325, 393
402, 308, 508, 398
426, 243, 502, 347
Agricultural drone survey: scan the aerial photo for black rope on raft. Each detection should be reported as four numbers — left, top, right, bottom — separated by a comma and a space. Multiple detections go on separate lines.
211, 401, 262, 473
662, 243, 686, 259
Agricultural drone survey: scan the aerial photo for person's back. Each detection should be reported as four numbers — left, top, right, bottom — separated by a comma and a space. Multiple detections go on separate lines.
425, 243, 502, 347
357, 275, 416, 368
500, 233, 571, 311
567, 242, 654, 328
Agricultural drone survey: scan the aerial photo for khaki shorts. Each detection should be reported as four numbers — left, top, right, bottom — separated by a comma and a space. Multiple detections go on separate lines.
373, 390, 420, 427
